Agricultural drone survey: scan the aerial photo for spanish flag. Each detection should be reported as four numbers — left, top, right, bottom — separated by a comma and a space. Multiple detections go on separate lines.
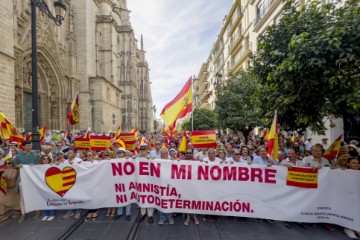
0, 112, 24, 144
160, 77, 192, 129
178, 132, 188, 152
323, 134, 343, 161
26, 127, 47, 141
0, 175, 6, 195
266, 111, 279, 160
67, 92, 79, 125
131, 128, 139, 139
113, 127, 121, 140
113, 138, 126, 148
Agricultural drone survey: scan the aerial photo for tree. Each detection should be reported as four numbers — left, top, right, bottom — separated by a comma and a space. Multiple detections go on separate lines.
180, 108, 217, 131
215, 71, 262, 137
252, 0, 360, 133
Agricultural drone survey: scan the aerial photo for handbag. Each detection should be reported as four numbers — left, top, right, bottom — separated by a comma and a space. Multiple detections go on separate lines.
6, 170, 17, 188
6, 178, 16, 188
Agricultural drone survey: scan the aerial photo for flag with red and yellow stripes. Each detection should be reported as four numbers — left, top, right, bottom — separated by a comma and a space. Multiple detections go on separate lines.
0, 175, 7, 195
266, 111, 279, 160
0, 111, 24, 144
160, 77, 192, 129
67, 92, 79, 125
323, 134, 343, 161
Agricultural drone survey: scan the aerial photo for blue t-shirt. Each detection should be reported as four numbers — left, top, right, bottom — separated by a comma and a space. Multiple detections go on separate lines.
14, 150, 39, 166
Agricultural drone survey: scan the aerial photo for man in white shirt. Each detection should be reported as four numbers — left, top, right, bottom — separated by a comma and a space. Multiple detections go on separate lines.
280, 149, 304, 167
203, 148, 222, 163
225, 149, 249, 164
149, 140, 161, 159
305, 138, 312, 151
195, 148, 208, 161
302, 144, 330, 169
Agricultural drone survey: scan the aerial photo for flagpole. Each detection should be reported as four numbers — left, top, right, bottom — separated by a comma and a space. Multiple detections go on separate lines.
191, 75, 194, 132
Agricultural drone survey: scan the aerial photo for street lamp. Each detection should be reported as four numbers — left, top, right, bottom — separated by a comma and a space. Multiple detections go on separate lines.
31, 0, 66, 150
152, 105, 156, 132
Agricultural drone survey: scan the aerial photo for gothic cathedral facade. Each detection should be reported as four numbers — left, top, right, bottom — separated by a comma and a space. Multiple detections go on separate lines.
0, 0, 153, 133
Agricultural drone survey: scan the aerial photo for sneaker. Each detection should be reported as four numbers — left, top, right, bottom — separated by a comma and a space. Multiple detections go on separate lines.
74, 213, 81, 219
284, 222, 292, 229
0, 215, 8, 222
18, 214, 26, 223
255, 218, 263, 223
158, 219, 165, 225
323, 224, 335, 232
42, 216, 49, 221
267, 219, 275, 224
47, 216, 55, 222
114, 214, 122, 220
168, 217, 175, 225
34, 211, 42, 219
125, 215, 131, 221
148, 216, 154, 224
63, 212, 74, 219
344, 228, 358, 239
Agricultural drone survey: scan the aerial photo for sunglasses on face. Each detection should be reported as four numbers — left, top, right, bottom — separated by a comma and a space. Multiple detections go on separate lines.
219, 151, 225, 154
117, 152, 125, 154
186, 152, 192, 154
140, 148, 147, 151
234, 153, 240, 155
87, 154, 92, 157
155, 143, 161, 145
5, 162, 12, 165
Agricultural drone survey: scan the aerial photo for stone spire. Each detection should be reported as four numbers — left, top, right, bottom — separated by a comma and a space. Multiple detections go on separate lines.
141, 34, 144, 51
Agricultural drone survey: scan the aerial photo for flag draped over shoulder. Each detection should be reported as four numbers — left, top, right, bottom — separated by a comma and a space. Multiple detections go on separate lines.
0, 112, 24, 144
323, 134, 343, 160
266, 111, 279, 160
67, 92, 79, 125
160, 77, 192, 129
0, 175, 6, 195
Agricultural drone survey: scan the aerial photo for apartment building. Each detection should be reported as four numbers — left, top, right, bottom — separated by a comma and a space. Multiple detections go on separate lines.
194, 0, 285, 109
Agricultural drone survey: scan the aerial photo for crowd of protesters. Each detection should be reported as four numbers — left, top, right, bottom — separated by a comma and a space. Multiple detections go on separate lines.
0, 130, 359, 239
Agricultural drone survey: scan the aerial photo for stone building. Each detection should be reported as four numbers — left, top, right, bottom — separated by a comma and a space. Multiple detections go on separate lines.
0, 0, 153, 133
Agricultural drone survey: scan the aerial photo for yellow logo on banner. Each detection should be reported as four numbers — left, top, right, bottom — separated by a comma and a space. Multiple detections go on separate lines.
45, 167, 77, 197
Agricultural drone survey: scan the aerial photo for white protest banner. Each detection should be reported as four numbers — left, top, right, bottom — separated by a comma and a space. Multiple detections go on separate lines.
20, 159, 360, 231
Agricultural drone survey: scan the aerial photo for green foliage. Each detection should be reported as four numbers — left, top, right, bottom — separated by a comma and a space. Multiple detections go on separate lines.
215, 71, 262, 133
180, 108, 218, 131
252, 0, 360, 133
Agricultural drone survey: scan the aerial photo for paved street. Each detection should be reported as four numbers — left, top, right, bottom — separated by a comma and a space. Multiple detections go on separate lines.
0, 207, 351, 240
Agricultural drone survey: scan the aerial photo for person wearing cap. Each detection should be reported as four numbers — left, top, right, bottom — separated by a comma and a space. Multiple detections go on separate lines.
321, 137, 329, 150
157, 148, 175, 225
347, 144, 359, 158
135, 144, 154, 224
114, 147, 132, 221
168, 148, 177, 160
13, 140, 41, 223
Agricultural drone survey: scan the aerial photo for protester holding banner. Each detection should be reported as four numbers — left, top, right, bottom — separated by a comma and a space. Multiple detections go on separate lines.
13, 140, 41, 223
0, 158, 20, 222
62, 149, 82, 220
136, 144, 155, 224
280, 149, 304, 168
158, 148, 175, 225
40, 155, 57, 222
202, 148, 222, 164
252, 146, 275, 167
342, 156, 360, 239
302, 144, 331, 169
195, 148, 208, 161
115, 148, 132, 221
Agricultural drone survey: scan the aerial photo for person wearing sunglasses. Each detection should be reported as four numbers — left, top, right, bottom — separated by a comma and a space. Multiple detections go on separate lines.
0, 159, 20, 223
114, 147, 132, 221
149, 141, 162, 159
135, 144, 154, 223
217, 148, 227, 162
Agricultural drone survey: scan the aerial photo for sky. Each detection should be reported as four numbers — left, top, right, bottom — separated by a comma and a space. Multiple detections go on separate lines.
127, 0, 233, 118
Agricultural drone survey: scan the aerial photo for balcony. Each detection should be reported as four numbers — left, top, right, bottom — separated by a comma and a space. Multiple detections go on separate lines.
231, 41, 253, 72
254, 0, 282, 32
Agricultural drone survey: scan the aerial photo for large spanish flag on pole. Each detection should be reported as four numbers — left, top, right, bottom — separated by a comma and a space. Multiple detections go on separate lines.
160, 77, 192, 129
67, 92, 79, 125
266, 111, 279, 160
0, 111, 24, 144
323, 134, 343, 161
